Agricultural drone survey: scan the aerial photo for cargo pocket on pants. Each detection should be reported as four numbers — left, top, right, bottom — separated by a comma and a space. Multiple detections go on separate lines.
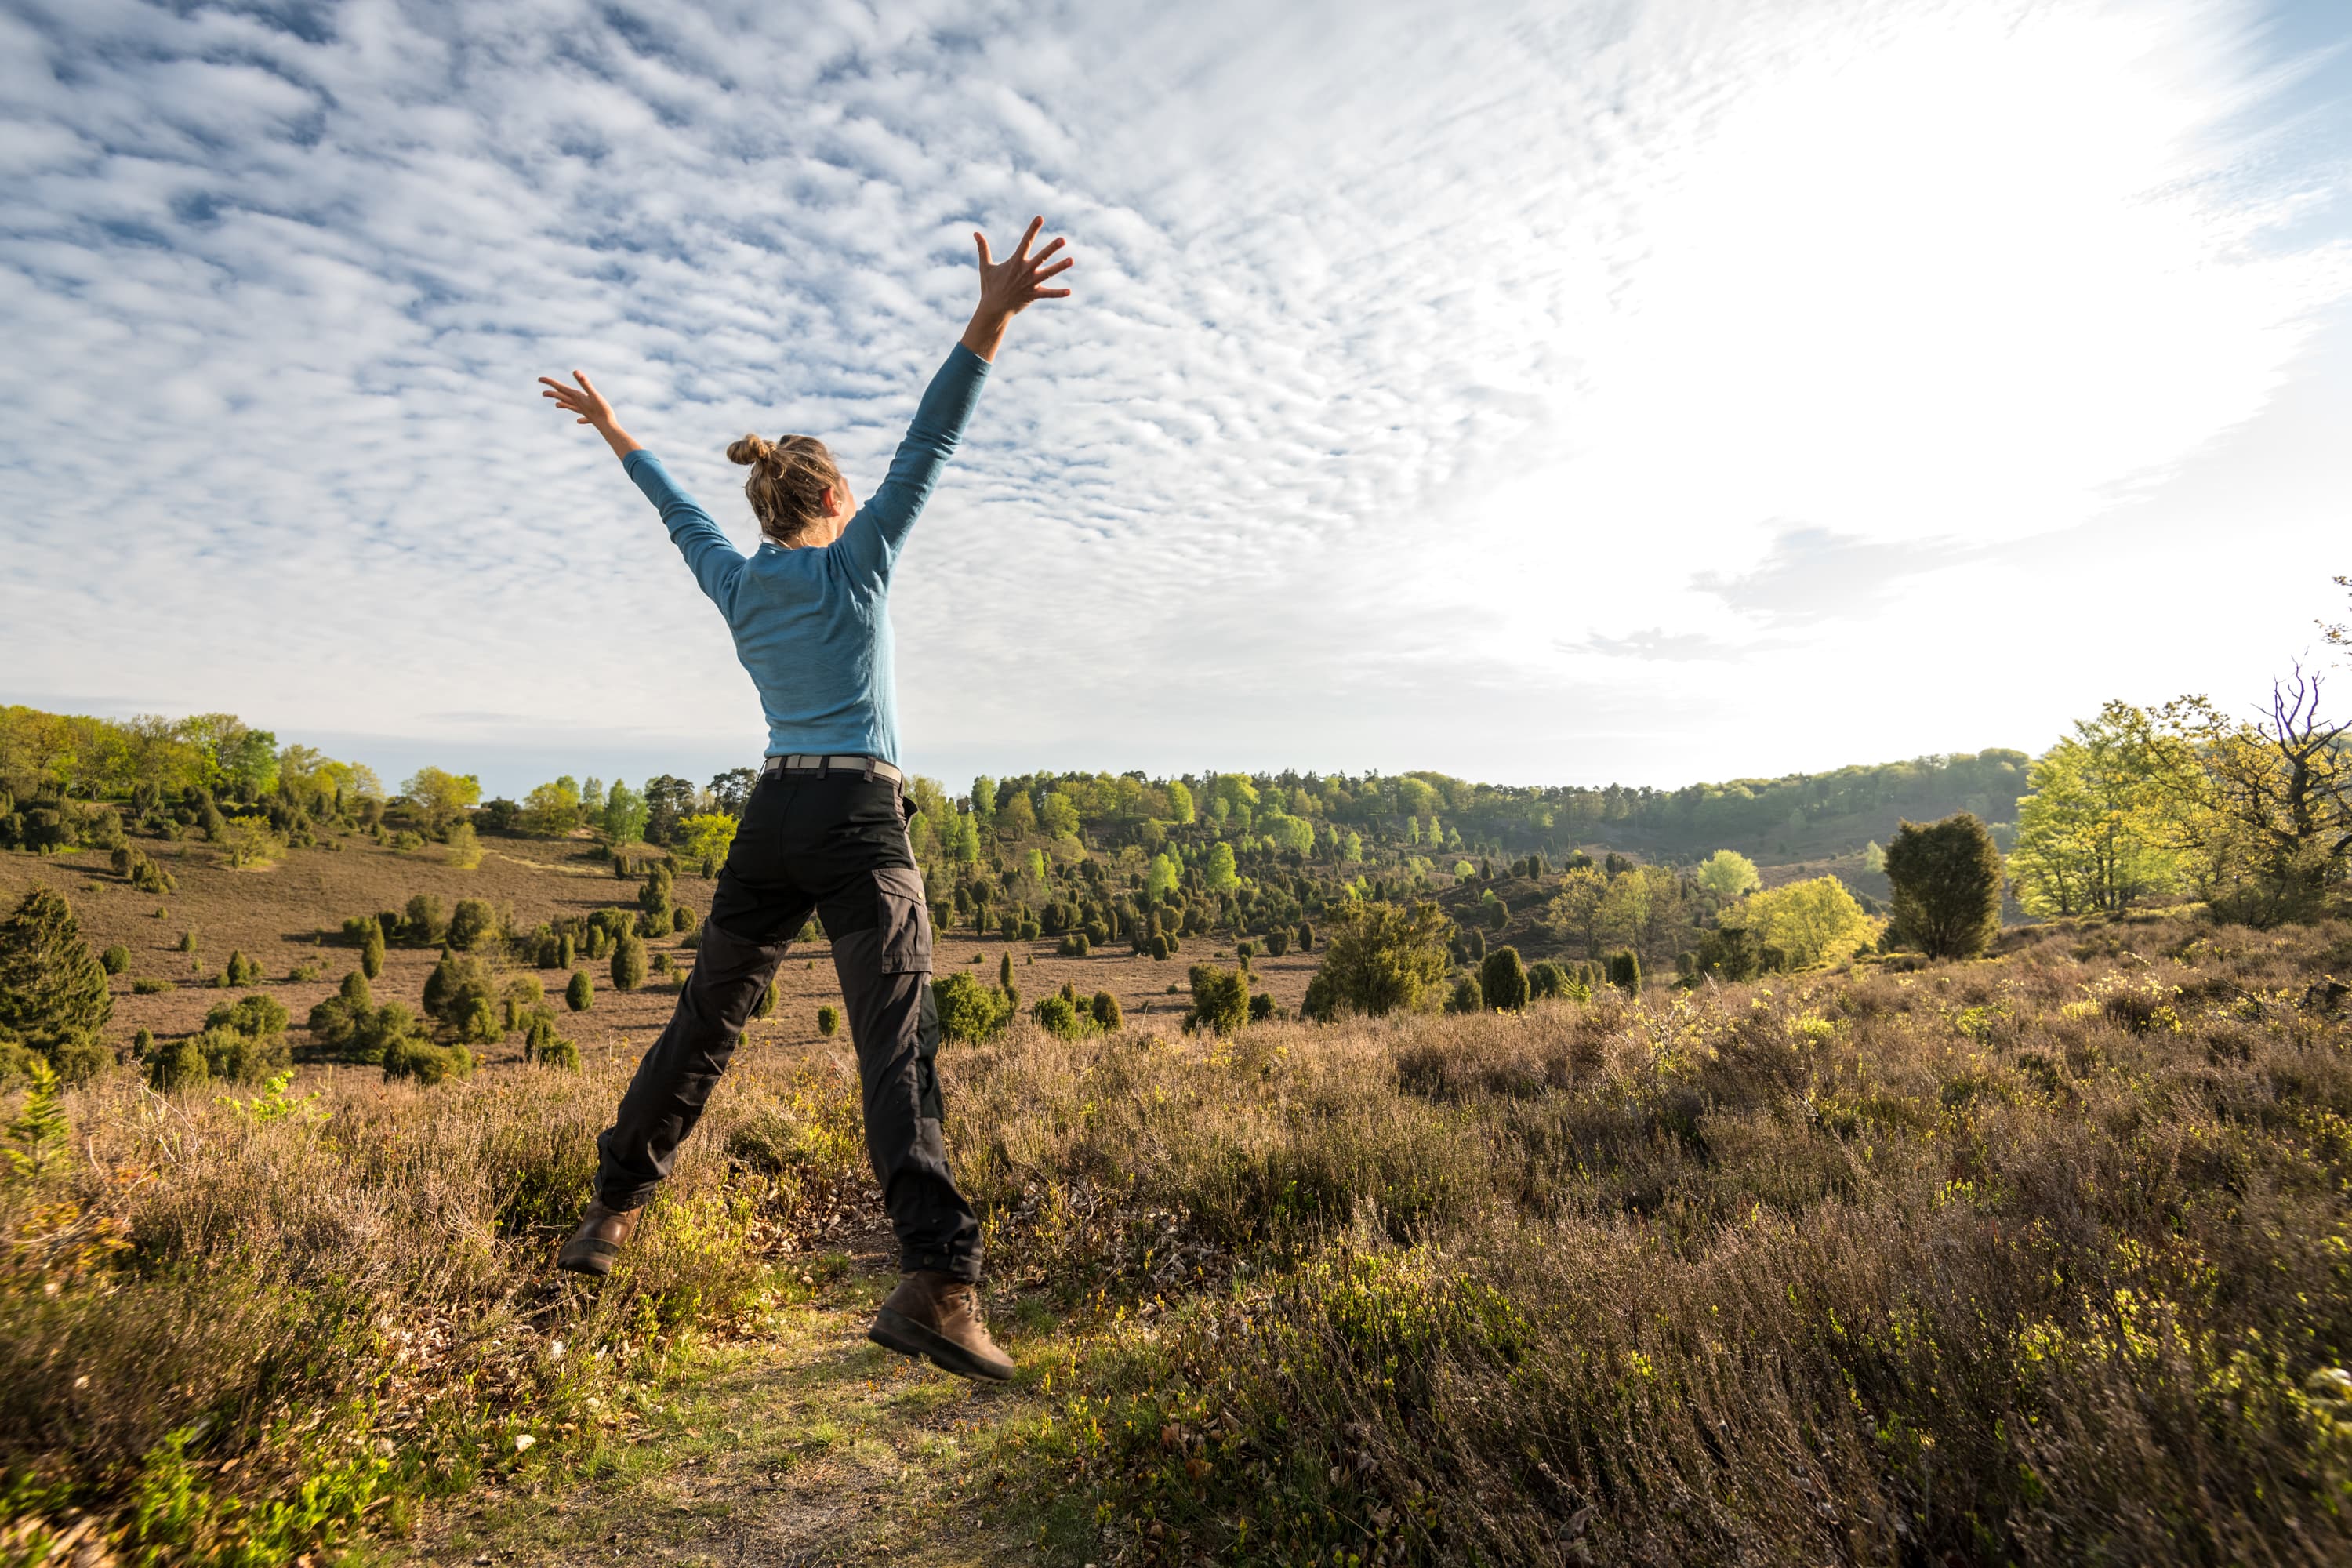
872, 864, 933, 975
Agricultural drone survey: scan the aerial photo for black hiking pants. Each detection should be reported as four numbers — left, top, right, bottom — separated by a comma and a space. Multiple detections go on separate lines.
593, 768, 981, 1282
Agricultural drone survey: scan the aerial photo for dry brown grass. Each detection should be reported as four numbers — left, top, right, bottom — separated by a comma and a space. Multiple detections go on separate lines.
9, 858, 2352, 1565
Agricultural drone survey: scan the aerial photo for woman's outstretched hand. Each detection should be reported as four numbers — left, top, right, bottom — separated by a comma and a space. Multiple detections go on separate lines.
538, 370, 641, 460
962, 217, 1072, 361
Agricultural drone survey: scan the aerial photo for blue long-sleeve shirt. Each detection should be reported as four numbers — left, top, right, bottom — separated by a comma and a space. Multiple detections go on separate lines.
622, 343, 990, 764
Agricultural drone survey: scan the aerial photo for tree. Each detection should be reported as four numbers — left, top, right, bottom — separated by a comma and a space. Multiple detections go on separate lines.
1695, 849, 1762, 901
1884, 814, 2004, 959
1543, 867, 1608, 956
709, 768, 757, 817
401, 767, 482, 835
1479, 946, 1530, 1011
1164, 779, 1196, 825
638, 862, 675, 923
1738, 876, 1877, 968
2137, 676, 2352, 926
1305, 900, 1454, 1018
681, 813, 738, 868
361, 922, 385, 979
2010, 713, 2182, 917
1204, 842, 1240, 895
997, 793, 1037, 838
601, 781, 650, 843
0, 887, 111, 1079
523, 776, 584, 836
643, 775, 697, 844
1145, 853, 1181, 902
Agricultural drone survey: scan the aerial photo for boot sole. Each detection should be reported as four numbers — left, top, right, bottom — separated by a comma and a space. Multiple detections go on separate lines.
556, 1241, 620, 1277
869, 1306, 1014, 1383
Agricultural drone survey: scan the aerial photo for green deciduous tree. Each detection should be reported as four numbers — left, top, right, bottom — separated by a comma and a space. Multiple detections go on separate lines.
1737, 875, 1878, 969
1695, 849, 1762, 901
401, 768, 481, 835
1885, 814, 2005, 960
2010, 710, 2183, 917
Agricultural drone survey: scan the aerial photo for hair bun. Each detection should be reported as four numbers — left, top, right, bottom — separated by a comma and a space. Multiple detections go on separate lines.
727, 434, 774, 466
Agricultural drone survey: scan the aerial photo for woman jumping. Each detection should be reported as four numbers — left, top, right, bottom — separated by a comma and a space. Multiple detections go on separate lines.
536, 218, 1073, 1382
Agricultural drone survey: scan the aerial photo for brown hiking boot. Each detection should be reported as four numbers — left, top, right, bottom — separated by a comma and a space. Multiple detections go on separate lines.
869, 1270, 1015, 1382
556, 1200, 641, 1277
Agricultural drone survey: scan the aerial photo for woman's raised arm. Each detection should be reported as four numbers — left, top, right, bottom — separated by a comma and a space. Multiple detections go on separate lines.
539, 370, 644, 463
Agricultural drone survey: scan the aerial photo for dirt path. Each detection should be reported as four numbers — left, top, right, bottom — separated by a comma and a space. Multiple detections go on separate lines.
408, 1231, 1062, 1568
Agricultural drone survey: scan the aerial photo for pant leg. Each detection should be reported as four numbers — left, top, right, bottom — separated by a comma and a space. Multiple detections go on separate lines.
820, 861, 982, 1282
594, 779, 814, 1210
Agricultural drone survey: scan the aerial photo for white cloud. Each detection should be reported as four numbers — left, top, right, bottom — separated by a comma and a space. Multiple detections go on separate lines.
0, 0, 2345, 795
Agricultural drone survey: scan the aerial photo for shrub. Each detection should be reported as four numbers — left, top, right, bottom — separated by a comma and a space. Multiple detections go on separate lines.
404, 894, 446, 945
445, 898, 497, 951
566, 969, 593, 1011
382, 1037, 473, 1085
1528, 960, 1569, 1000
176, 927, 198, 954
456, 995, 502, 1045
205, 994, 290, 1040
535, 1032, 580, 1071
1606, 949, 1642, 994
933, 971, 1013, 1044
1885, 813, 2005, 960
1248, 991, 1277, 1022
1148, 933, 1171, 961
144, 1035, 207, 1091
671, 904, 694, 934
1032, 993, 1090, 1039
1479, 945, 1530, 1011
1186, 964, 1250, 1036
818, 1004, 840, 1036
131, 977, 170, 994
999, 952, 1016, 991
1308, 900, 1453, 1019
611, 934, 647, 993
559, 931, 577, 970
1297, 920, 1315, 952
1448, 975, 1483, 1013
100, 944, 131, 975
1091, 990, 1123, 1031
638, 862, 674, 921
1264, 926, 1290, 957
216, 950, 263, 988
130, 856, 176, 895
1058, 931, 1091, 957
423, 950, 496, 1029
753, 978, 778, 1019
442, 820, 482, 869
0, 888, 114, 1086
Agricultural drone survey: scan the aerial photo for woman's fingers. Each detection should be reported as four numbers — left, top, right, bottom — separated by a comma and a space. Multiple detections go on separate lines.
974, 230, 993, 268
1032, 235, 1065, 263
1034, 286, 1073, 299
1034, 256, 1074, 282
1012, 216, 1043, 259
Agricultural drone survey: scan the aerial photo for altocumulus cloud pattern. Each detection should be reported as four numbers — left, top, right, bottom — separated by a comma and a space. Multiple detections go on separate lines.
2, 0, 2346, 790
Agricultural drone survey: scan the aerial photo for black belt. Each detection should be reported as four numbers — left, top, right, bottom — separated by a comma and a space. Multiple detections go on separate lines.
761, 753, 902, 785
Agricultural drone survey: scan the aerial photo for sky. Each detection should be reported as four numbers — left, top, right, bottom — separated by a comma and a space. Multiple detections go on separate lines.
4, 0, 2350, 800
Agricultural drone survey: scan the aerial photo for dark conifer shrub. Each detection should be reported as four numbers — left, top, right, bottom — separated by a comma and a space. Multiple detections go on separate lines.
566, 969, 593, 1011
1091, 990, 1123, 1031
1449, 975, 1484, 1014
612, 935, 647, 993
0, 887, 111, 1078
1885, 814, 2005, 960
445, 898, 496, 951
818, 1004, 840, 1036
100, 945, 130, 975
1479, 946, 1530, 1011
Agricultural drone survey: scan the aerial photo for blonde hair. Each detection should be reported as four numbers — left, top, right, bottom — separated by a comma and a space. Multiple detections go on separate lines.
725, 433, 843, 546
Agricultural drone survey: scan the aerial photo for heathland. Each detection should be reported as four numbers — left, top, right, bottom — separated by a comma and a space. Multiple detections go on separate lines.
3, 661, 2352, 1566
